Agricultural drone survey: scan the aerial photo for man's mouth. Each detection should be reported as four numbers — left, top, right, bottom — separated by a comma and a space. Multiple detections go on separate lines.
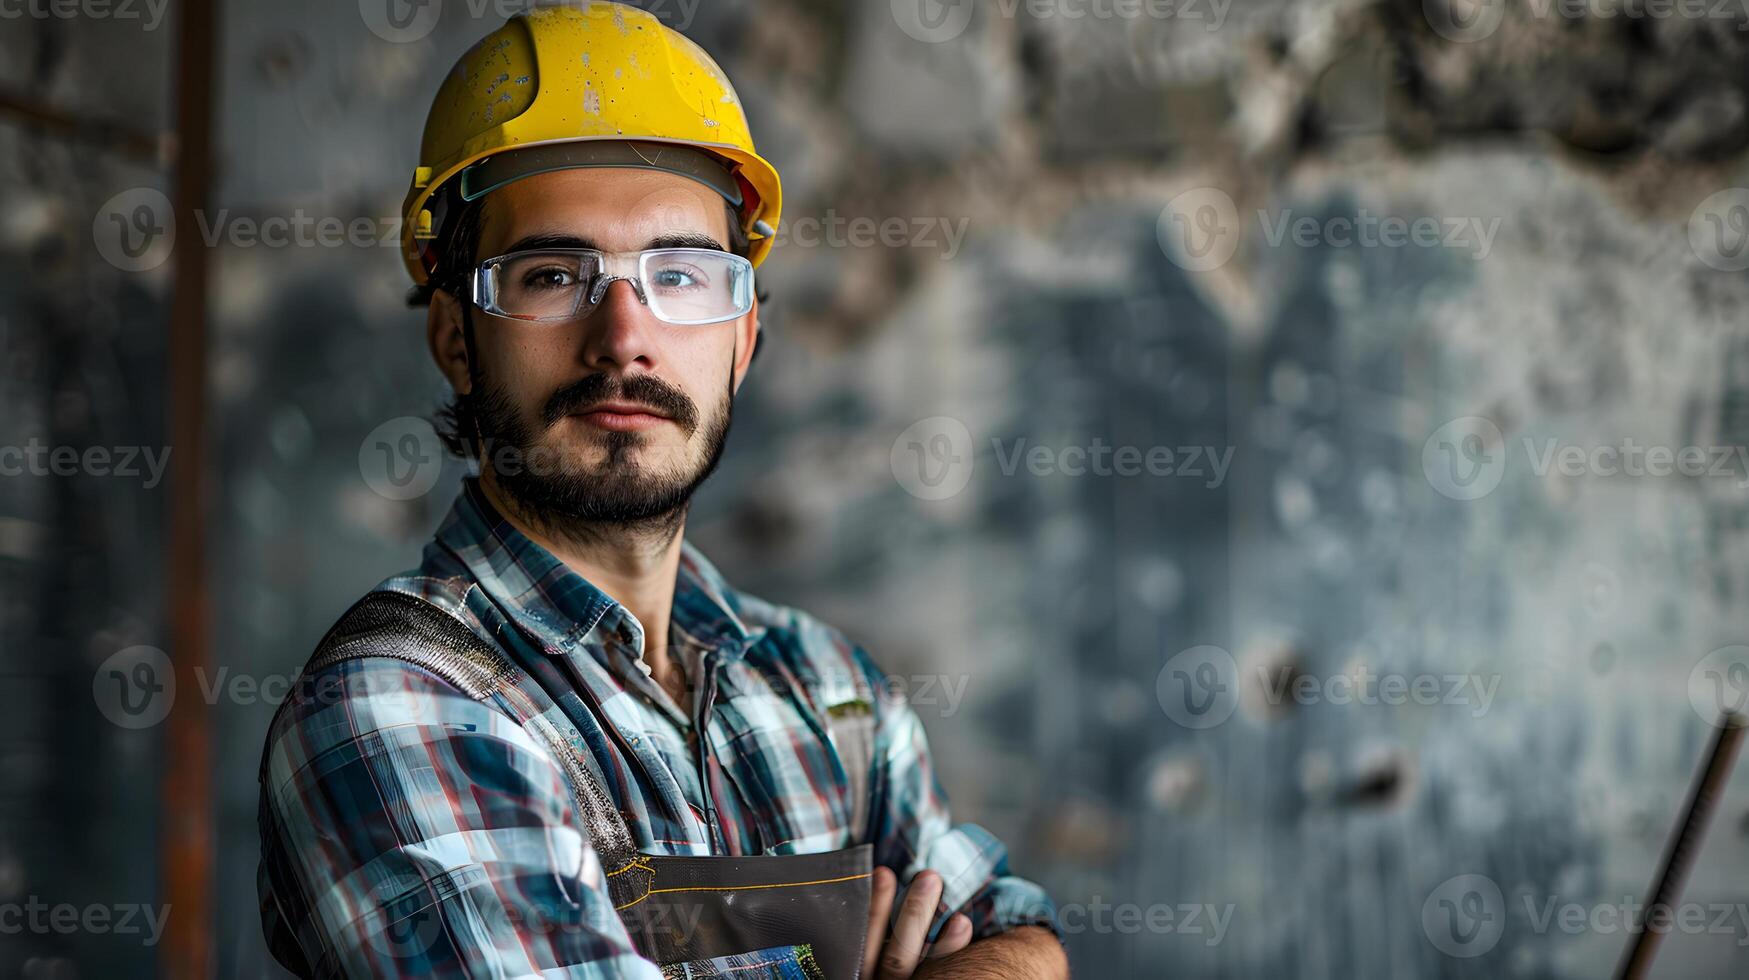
570, 400, 673, 432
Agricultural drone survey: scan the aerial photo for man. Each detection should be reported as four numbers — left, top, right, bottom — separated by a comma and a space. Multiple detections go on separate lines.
255, 4, 1066, 978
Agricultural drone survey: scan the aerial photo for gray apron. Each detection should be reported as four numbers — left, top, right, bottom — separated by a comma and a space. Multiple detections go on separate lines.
303, 590, 877, 978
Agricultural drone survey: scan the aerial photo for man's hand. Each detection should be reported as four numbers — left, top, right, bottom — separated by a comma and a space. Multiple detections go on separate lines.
862, 868, 974, 979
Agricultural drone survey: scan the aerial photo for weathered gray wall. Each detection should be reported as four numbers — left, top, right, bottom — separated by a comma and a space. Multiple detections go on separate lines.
5, 0, 1749, 976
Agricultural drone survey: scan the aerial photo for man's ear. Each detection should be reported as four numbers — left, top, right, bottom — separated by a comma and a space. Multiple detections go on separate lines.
427, 286, 473, 395
731, 293, 760, 393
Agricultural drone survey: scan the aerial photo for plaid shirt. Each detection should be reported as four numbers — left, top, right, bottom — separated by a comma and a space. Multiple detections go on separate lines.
258, 480, 1055, 978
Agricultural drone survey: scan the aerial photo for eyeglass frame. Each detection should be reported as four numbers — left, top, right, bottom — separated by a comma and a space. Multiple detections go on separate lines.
468, 246, 757, 326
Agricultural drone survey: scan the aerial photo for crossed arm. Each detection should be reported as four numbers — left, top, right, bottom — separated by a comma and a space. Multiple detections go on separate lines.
863, 865, 1068, 979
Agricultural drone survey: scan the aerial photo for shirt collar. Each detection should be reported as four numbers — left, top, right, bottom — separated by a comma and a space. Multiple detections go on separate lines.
433, 479, 765, 661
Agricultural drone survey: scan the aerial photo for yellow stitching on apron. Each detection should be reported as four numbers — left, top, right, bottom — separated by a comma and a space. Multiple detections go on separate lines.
613, 872, 872, 911
605, 857, 655, 877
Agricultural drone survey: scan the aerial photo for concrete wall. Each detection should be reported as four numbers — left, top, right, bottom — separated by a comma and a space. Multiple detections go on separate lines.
4, 0, 1748, 976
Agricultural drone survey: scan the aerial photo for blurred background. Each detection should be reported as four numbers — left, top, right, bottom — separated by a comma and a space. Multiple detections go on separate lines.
5, 0, 1749, 976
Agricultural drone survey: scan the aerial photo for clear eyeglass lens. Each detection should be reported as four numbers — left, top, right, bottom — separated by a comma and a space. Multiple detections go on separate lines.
488, 251, 601, 320
641, 249, 750, 324
482, 248, 752, 324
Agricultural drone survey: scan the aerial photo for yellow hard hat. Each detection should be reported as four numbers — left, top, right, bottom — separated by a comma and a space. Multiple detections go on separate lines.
400, 1, 784, 286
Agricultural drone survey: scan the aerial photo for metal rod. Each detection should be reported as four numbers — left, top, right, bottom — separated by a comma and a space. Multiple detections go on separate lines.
1613, 712, 1746, 980
161, 0, 217, 976
0, 88, 163, 161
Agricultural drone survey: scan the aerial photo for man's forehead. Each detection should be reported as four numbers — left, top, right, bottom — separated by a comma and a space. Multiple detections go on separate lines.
479, 167, 732, 250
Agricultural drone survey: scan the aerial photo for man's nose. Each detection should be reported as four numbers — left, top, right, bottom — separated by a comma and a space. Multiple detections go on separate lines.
580, 278, 661, 371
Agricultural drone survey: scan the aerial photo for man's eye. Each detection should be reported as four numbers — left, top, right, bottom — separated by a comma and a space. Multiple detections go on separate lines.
650, 266, 706, 290
522, 267, 579, 289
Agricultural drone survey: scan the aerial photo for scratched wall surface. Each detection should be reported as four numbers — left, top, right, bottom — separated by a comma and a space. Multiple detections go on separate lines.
6, 0, 1749, 977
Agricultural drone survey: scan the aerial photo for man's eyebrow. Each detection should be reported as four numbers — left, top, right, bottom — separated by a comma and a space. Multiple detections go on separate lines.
501, 233, 598, 253
495, 232, 728, 254
646, 233, 727, 252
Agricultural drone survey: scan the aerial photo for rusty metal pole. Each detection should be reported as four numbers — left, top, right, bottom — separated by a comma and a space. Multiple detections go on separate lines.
162, 0, 217, 976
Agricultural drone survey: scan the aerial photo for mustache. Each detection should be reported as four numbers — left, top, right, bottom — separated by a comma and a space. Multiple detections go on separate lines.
542, 373, 700, 434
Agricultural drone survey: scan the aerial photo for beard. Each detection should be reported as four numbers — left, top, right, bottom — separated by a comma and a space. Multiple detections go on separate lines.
465, 361, 734, 536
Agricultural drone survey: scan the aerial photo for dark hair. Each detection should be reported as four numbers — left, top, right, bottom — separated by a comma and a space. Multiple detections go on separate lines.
421, 192, 768, 458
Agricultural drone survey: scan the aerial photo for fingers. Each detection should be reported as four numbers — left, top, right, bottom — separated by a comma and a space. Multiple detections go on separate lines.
863, 866, 897, 979
877, 870, 944, 980
925, 914, 973, 959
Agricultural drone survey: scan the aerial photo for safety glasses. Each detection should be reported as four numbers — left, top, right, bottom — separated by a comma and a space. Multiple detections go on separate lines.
473, 247, 755, 325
